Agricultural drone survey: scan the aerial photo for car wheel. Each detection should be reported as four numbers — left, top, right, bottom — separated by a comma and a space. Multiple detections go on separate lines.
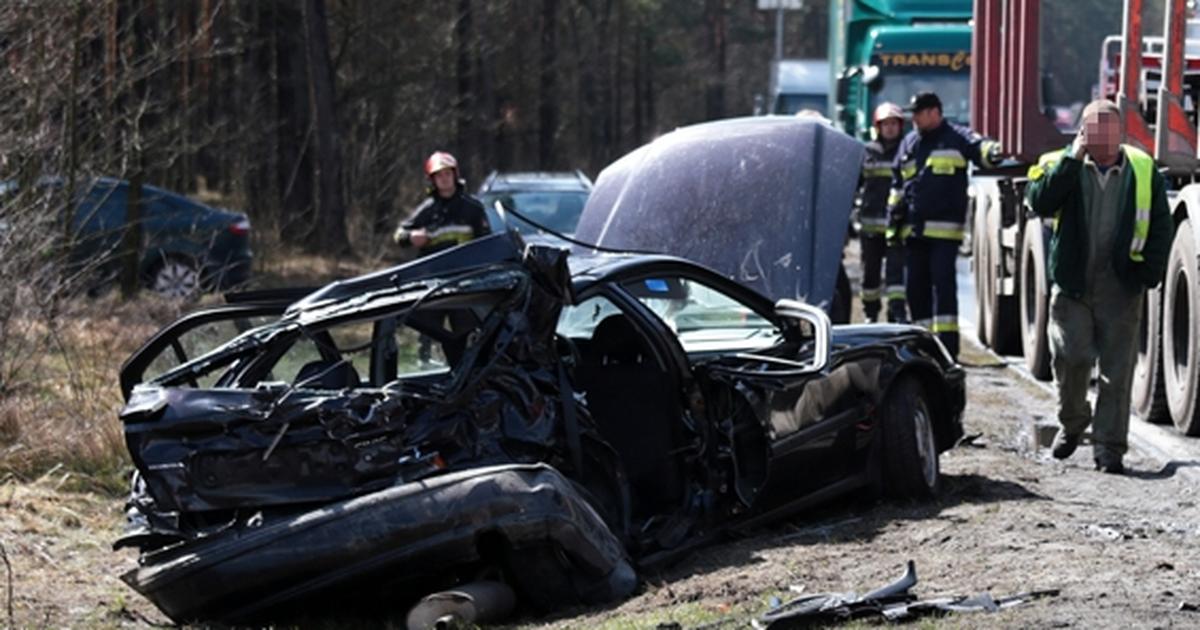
880, 375, 940, 499
149, 256, 200, 298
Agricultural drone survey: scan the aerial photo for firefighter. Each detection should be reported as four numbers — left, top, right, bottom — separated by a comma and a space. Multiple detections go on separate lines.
886, 91, 1002, 358
857, 102, 908, 323
1026, 100, 1172, 474
394, 151, 491, 365
393, 151, 491, 256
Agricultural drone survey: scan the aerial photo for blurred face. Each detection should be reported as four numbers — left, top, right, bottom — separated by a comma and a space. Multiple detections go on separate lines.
431, 168, 457, 197
912, 107, 942, 132
877, 118, 902, 141
1081, 111, 1123, 166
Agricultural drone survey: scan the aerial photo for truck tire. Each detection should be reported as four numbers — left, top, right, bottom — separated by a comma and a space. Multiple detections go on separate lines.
972, 195, 990, 346
1132, 286, 1169, 424
1018, 223, 1052, 380
983, 201, 1020, 354
1162, 221, 1200, 435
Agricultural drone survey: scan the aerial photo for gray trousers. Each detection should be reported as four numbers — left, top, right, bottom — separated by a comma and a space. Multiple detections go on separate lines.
1047, 284, 1143, 461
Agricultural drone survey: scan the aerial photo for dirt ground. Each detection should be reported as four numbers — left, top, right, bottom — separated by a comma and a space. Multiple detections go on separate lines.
3, 251, 1200, 628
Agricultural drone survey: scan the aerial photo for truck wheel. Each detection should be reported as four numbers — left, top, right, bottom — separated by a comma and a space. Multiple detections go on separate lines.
1018, 223, 1052, 380
972, 196, 990, 346
983, 201, 1020, 354
1132, 286, 1169, 424
879, 375, 940, 499
1163, 222, 1200, 435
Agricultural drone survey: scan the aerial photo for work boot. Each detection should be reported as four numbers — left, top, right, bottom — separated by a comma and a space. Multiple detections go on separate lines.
1094, 458, 1125, 475
1050, 429, 1081, 460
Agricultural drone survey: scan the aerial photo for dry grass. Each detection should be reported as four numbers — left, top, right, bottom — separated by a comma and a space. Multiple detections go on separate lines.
0, 294, 196, 494
0, 246, 383, 498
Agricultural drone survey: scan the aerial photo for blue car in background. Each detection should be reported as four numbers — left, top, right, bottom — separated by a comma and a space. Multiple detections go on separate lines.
477, 171, 592, 238
5, 177, 253, 297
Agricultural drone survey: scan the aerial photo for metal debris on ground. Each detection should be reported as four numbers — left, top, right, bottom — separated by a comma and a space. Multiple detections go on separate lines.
752, 560, 1059, 628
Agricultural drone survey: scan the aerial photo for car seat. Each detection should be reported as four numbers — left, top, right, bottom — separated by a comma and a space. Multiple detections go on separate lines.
574, 314, 683, 518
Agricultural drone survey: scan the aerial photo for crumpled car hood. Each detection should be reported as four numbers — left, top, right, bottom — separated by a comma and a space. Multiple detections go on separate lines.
573, 116, 863, 312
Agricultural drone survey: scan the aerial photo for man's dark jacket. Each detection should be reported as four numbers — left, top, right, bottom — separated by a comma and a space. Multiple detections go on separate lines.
1025, 145, 1172, 297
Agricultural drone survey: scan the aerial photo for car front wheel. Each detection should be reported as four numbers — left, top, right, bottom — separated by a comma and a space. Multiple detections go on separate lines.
149, 256, 200, 298
879, 375, 940, 499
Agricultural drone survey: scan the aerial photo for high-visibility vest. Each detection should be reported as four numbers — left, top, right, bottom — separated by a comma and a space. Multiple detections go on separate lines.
1027, 144, 1153, 262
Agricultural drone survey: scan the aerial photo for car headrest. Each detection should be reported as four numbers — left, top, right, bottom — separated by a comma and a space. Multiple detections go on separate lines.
294, 359, 361, 389
591, 314, 647, 365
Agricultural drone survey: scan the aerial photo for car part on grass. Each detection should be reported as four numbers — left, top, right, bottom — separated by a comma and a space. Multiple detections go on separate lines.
753, 560, 1058, 628
405, 580, 516, 630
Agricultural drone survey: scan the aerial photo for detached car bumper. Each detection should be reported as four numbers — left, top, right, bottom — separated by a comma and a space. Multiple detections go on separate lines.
122, 463, 635, 623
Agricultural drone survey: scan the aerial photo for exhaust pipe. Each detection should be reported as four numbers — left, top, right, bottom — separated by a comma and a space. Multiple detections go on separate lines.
405, 580, 517, 630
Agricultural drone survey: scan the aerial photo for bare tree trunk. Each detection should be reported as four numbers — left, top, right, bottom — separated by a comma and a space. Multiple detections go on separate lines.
275, 0, 314, 244
121, 0, 151, 299
538, 0, 559, 169
455, 0, 473, 163
632, 14, 642, 146
645, 30, 655, 136
301, 0, 348, 254
176, 2, 190, 192
705, 0, 727, 120
614, 0, 623, 153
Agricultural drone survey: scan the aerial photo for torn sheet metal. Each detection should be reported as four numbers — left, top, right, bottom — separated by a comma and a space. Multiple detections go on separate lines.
753, 561, 1058, 628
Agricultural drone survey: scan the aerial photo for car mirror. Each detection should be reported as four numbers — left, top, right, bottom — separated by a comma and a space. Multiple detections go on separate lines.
773, 298, 831, 373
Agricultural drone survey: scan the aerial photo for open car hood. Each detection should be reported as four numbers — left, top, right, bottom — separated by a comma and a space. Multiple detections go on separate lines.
574, 116, 863, 312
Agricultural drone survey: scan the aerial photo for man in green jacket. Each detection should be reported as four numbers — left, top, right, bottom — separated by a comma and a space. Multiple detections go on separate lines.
1025, 99, 1172, 474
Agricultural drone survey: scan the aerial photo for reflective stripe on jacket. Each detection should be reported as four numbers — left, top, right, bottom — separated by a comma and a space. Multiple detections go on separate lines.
856, 140, 900, 235
887, 120, 998, 242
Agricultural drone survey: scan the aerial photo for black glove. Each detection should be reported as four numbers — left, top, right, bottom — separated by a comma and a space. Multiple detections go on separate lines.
886, 206, 906, 247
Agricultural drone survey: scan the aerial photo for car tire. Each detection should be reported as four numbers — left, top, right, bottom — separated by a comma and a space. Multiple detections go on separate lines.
1132, 286, 1170, 424
879, 375, 940, 499
1019, 223, 1052, 380
1162, 222, 1200, 435
148, 254, 200, 298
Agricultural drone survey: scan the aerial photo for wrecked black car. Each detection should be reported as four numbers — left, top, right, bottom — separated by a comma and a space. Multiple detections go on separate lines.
114, 118, 965, 624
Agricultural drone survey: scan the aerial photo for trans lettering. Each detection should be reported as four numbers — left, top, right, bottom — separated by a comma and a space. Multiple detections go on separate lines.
875, 51, 971, 71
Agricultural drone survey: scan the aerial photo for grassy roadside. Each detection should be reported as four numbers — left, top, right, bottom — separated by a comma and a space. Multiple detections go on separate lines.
0, 244, 382, 498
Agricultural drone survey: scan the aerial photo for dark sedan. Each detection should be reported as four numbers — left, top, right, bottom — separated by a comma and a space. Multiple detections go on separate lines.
114, 230, 964, 624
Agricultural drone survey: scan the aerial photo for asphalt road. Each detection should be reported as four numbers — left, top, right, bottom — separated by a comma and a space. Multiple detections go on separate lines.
954, 255, 1200, 481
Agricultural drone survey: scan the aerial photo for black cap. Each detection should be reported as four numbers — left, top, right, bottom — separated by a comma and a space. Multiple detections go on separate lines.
906, 91, 942, 112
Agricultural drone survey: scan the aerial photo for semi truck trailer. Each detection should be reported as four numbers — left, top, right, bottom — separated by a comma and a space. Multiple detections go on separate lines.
970, 0, 1200, 436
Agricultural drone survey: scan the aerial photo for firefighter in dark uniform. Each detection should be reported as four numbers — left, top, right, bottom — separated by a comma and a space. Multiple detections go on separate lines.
393, 151, 491, 255
394, 151, 491, 365
886, 92, 1002, 358
856, 102, 908, 323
